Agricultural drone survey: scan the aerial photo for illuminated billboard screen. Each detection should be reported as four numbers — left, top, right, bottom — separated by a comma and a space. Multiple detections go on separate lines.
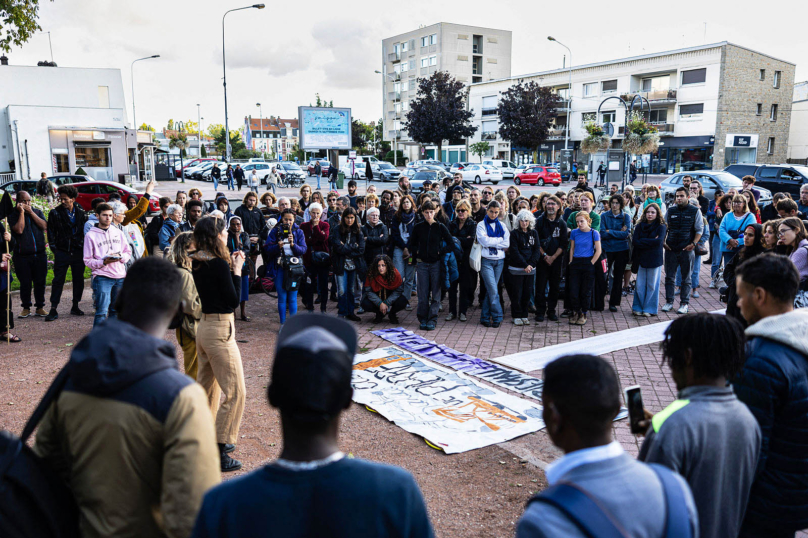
298, 106, 352, 150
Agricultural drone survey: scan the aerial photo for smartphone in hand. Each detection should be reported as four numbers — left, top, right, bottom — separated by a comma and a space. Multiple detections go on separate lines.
624, 385, 645, 434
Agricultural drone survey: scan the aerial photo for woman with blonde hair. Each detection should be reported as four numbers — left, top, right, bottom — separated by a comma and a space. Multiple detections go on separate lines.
167, 232, 202, 379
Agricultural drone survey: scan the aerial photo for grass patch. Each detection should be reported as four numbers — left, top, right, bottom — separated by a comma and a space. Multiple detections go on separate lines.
9, 266, 91, 292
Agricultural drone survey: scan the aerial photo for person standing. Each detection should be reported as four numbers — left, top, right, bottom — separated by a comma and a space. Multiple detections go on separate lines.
211, 163, 222, 191
362, 207, 388, 269
798, 184, 808, 215
313, 160, 322, 190
46, 185, 87, 321
391, 195, 417, 309
448, 200, 475, 322
249, 168, 260, 193
776, 217, 808, 280
234, 164, 245, 191
9, 191, 48, 318
722, 224, 766, 328
267, 165, 279, 194
637, 313, 761, 538
662, 187, 703, 315
600, 194, 632, 312
0, 223, 16, 341
632, 203, 666, 317
191, 216, 246, 472
328, 162, 339, 191
718, 194, 754, 273
408, 200, 453, 331
182, 200, 204, 232
159, 204, 183, 254
509, 210, 541, 326
566, 191, 600, 231
596, 162, 606, 186
733, 253, 808, 537
226, 217, 252, 322
629, 159, 638, 185
365, 159, 374, 183
477, 200, 510, 328
36, 172, 55, 203
168, 232, 203, 379
83, 203, 132, 327
330, 208, 365, 321
300, 203, 330, 314
265, 209, 307, 325
567, 212, 602, 326
535, 196, 567, 322
235, 191, 263, 259
225, 164, 235, 191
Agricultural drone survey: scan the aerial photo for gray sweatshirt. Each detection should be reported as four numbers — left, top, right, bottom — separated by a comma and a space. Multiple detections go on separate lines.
639, 385, 761, 538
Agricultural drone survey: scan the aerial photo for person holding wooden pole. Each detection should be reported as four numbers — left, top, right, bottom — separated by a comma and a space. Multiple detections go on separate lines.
1, 220, 18, 342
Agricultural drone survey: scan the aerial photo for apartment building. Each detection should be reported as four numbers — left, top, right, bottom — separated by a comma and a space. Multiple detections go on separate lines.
468, 42, 795, 173
243, 116, 299, 160
381, 23, 512, 163
788, 81, 808, 163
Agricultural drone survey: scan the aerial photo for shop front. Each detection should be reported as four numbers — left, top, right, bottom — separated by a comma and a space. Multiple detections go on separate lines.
49, 128, 129, 181
723, 134, 758, 167
649, 135, 714, 174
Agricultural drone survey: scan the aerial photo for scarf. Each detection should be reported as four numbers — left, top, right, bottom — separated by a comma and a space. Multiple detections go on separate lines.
398, 211, 415, 241
367, 269, 403, 293
483, 214, 505, 238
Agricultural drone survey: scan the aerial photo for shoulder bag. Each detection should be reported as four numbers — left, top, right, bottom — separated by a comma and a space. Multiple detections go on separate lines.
469, 239, 482, 272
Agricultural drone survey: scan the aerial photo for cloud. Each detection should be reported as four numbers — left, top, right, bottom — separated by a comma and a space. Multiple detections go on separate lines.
310, 20, 379, 89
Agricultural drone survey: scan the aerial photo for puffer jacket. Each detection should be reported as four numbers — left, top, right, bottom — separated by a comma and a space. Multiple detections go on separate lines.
733, 310, 808, 533
330, 225, 365, 276
362, 222, 389, 265
47, 203, 88, 254
33, 318, 220, 538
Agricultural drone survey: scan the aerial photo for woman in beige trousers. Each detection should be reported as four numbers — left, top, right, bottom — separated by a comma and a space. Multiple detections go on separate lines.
191, 216, 246, 473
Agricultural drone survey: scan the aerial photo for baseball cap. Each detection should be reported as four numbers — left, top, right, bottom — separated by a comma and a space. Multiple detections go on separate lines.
422, 180, 432, 187
268, 313, 357, 422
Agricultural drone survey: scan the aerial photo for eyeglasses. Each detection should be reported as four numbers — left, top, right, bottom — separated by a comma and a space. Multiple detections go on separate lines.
778, 228, 794, 237
457, 208, 468, 213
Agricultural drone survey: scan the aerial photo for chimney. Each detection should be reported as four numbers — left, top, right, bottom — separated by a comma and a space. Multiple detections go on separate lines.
0, 55, 7, 66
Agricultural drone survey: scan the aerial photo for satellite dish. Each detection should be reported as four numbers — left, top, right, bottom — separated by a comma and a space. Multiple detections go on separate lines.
603, 122, 614, 137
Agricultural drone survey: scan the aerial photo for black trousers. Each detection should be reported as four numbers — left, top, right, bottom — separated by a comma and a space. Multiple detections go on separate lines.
568, 259, 595, 313
360, 295, 407, 316
13, 252, 47, 309
467, 267, 483, 306
449, 261, 471, 316
302, 265, 330, 313
510, 272, 535, 318
50, 249, 85, 309
606, 250, 630, 307
536, 258, 563, 315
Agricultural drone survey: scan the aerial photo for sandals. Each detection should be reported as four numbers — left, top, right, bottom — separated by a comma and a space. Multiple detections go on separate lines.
1, 332, 21, 343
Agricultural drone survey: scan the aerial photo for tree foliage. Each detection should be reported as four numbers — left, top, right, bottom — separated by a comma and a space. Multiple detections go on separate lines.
213, 128, 245, 157
404, 71, 476, 163
138, 123, 155, 132
0, 0, 47, 53
168, 132, 188, 153
497, 80, 560, 155
469, 141, 490, 162
310, 93, 333, 108
166, 119, 174, 131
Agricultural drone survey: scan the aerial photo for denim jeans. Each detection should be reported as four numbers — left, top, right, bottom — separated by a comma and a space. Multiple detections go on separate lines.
330, 179, 338, 191
316, 175, 322, 190
480, 257, 504, 323
710, 232, 723, 280
633, 266, 662, 314
392, 247, 416, 301
274, 269, 298, 324
416, 261, 441, 324
213, 177, 219, 191
664, 250, 694, 304
676, 228, 708, 289
337, 270, 356, 317
92, 275, 123, 327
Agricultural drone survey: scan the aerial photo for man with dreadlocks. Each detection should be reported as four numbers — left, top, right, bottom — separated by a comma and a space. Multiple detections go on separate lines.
637, 313, 761, 538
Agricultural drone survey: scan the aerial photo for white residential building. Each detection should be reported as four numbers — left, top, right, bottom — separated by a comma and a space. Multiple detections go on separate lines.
381, 23, 512, 163
468, 42, 795, 174
788, 81, 808, 162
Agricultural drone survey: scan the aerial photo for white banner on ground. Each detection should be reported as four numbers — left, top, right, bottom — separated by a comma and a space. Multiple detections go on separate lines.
352, 346, 545, 454
491, 309, 726, 373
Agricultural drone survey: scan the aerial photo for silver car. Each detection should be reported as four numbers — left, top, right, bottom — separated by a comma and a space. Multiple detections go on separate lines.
660, 171, 772, 207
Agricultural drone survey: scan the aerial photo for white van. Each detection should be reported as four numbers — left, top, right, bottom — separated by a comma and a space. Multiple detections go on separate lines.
482, 159, 517, 179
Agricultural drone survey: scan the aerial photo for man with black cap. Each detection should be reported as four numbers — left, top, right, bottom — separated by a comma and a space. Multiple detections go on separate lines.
192, 314, 434, 538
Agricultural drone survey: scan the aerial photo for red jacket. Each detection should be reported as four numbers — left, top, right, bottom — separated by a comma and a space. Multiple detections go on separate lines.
300, 220, 330, 267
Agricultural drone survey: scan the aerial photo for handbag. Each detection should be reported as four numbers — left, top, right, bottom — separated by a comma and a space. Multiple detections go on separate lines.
312, 251, 331, 267
694, 242, 708, 257
281, 252, 306, 292
469, 240, 482, 272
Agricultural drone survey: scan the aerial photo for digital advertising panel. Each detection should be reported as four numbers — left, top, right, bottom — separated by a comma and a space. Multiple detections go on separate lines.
298, 106, 352, 150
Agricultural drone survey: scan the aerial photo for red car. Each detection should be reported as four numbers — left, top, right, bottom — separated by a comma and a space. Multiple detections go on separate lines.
306, 159, 331, 176
514, 165, 562, 186
72, 181, 161, 215
176, 158, 215, 178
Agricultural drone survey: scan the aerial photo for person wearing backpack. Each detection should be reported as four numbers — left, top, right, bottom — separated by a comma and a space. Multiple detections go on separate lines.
32, 257, 220, 538
516, 354, 698, 538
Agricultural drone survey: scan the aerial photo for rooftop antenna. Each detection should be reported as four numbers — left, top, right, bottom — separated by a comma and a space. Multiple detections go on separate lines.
40, 31, 53, 63
703, 22, 707, 43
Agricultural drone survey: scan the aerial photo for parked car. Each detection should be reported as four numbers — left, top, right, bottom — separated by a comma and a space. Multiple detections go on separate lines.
483, 159, 518, 179
68, 181, 160, 214
660, 171, 772, 207
725, 163, 808, 199
2, 176, 95, 197
48, 175, 95, 185
276, 162, 307, 182
340, 163, 366, 180
175, 158, 214, 178
459, 163, 502, 185
409, 170, 445, 192
185, 161, 216, 179
376, 162, 401, 182
242, 162, 273, 184
514, 165, 562, 186
407, 159, 442, 169
202, 162, 229, 181
306, 159, 331, 176
449, 162, 471, 174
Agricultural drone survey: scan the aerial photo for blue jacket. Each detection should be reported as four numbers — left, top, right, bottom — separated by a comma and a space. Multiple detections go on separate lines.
442, 250, 459, 288
158, 219, 180, 252
599, 211, 631, 252
264, 224, 306, 275
733, 311, 808, 533
632, 222, 666, 269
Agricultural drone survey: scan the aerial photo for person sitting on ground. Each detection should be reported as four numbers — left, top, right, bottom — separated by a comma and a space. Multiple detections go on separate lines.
361, 254, 407, 323
191, 314, 434, 538
733, 253, 808, 537
35, 257, 220, 538
639, 313, 761, 538
516, 354, 698, 538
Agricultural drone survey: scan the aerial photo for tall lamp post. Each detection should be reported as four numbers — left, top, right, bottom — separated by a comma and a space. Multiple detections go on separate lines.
196, 103, 201, 157
256, 102, 263, 158
131, 55, 160, 131
222, 4, 265, 162
374, 70, 399, 166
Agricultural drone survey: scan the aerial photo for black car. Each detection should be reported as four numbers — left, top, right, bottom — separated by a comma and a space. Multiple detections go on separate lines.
724, 163, 808, 198
723, 163, 763, 180
1, 180, 38, 197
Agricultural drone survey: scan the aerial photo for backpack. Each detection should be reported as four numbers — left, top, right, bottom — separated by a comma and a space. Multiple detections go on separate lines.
526, 464, 691, 538
0, 367, 80, 538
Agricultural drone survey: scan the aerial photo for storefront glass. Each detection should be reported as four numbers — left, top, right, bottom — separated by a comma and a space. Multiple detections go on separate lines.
75, 146, 110, 168
651, 147, 713, 174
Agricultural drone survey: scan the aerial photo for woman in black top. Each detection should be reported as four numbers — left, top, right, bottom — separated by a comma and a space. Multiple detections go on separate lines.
191, 216, 246, 473
508, 209, 541, 325
330, 207, 365, 321
447, 200, 476, 322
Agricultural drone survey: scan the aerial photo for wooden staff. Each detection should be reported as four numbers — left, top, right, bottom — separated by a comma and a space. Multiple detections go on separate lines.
3, 217, 9, 343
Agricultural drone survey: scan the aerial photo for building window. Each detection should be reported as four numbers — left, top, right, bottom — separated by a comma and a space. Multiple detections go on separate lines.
601, 111, 616, 124
642, 76, 670, 92
53, 153, 69, 173
644, 109, 668, 124
774, 71, 781, 89
681, 68, 707, 85
421, 57, 428, 68
401, 80, 409, 91
583, 83, 598, 97
581, 112, 596, 124
75, 146, 110, 168
679, 103, 704, 119
481, 120, 497, 140
393, 43, 400, 55
601, 79, 618, 93
421, 36, 428, 47
759, 69, 765, 81
481, 95, 497, 116
556, 87, 570, 100
401, 41, 408, 52
98, 86, 110, 108
770, 103, 778, 121
394, 63, 401, 74
401, 62, 408, 73
767, 137, 775, 154
429, 55, 437, 66
756, 103, 762, 115
430, 34, 437, 45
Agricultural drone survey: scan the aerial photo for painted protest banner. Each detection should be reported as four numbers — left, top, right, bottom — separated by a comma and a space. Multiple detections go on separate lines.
352, 346, 544, 454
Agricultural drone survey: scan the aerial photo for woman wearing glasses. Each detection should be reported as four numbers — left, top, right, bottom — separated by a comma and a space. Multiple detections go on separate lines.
778, 217, 808, 280
447, 200, 475, 322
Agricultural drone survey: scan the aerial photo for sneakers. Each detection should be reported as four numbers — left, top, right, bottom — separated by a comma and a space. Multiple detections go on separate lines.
569, 313, 579, 325
459, 313, 467, 322
420, 322, 428, 330
480, 320, 492, 327
632, 310, 642, 316
709, 279, 717, 289
621, 288, 628, 297
70, 306, 84, 316
425, 322, 436, 331
445, 313, 455, 321
677, 304, 689, 314
35, 307, 48, 317
521, 318, 530, 326
643, 312, 652, 317
405, 303, 413, 311
692, 290, 700, 298
547, 312, 559, 322
221, 443, 235, 453
18, 308, 31, 318
609, 306, 618, 312
357, 307, 365, 314
576, 313, 588, 325
560, 309, 573, 318
514, 318, 524, 326
45, 309, 59, 322
661, 303, 674, 312
492, 321, 501, 328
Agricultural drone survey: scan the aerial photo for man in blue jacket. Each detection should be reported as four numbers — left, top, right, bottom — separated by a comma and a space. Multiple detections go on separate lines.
192, 314, 434, 538
733, 253, 808, 537
600, 194, 632, 311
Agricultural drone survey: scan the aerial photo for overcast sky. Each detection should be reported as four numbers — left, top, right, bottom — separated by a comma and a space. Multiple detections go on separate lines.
7, 0, 806, 132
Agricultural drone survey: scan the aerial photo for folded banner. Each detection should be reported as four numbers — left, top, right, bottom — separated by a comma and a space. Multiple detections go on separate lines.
372, 327, 544, 401
352, 346, 545, 454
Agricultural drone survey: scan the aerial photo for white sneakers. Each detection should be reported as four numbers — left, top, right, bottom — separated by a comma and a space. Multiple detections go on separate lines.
514, 318, 523, 326
662, 303, 674, 312
677, 304, 689, 314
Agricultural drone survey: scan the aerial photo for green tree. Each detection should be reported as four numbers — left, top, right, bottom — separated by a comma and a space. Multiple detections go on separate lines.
138, 123, 155, 132
310, 94, 334, 108
470, 141, 490, 162
168, 131, 188, 182
384, 150, 406, 164
166, 119, 174, 131
497, 80, 560, 161
0, 0, 46, 52
200, 145, 207, 157
213, 129, 245, 157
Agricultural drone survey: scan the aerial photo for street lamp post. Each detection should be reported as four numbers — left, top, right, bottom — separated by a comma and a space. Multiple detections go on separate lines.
256, 102, 263, 158
222, 4, 265, 162
197, 104, 201, 157
374, 70, 399, 166
131, 55, 160, 131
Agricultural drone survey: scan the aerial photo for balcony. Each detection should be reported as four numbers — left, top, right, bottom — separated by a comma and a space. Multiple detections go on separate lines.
481, 107, 497, 117
620, 88, 677, 103
388, 91, 401, 102
388, 52, 401, 63
652, 122, 675, 135
554, 98, 571, 111
548, 128, 566, 139
481, 132, 497, 140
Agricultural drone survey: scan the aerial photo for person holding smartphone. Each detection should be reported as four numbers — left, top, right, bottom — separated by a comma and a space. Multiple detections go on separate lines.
83, 203, 132, 327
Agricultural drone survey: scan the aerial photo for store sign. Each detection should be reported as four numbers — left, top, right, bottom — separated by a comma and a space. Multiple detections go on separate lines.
72, 130, 106, 141
725, 134, 758, 148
